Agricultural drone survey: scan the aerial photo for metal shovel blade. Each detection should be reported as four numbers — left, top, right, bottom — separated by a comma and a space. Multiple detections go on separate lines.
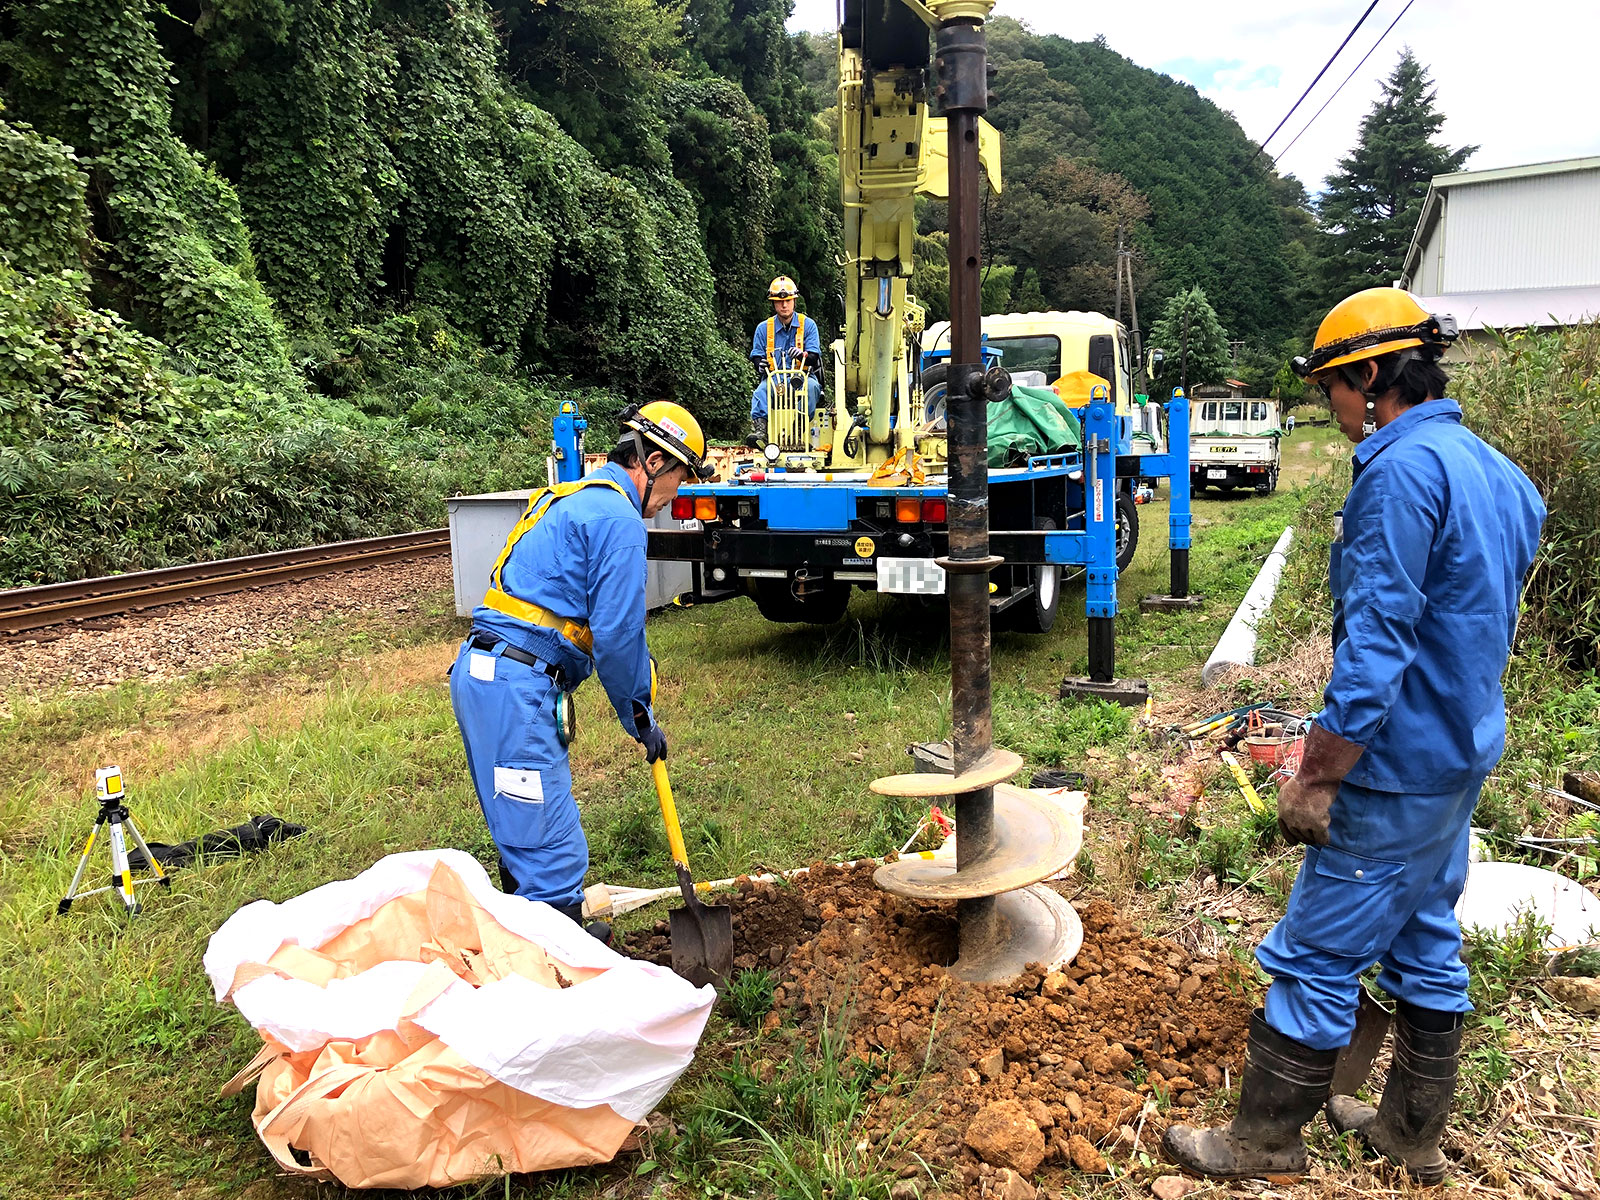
1332, 987, 1393, 1096
668, 863, 733, 990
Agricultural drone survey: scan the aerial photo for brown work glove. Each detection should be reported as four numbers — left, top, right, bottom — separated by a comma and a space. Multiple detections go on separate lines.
1277, 723, 1365, 846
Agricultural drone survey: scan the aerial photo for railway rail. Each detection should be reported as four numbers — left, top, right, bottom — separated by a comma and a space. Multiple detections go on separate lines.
0, 529, 450, 637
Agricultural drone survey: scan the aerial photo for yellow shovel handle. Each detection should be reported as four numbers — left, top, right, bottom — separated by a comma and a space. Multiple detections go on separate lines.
652, 759, 691, 869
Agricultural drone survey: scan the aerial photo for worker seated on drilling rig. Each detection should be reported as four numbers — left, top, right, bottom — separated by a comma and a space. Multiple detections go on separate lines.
747, 275, 822, 448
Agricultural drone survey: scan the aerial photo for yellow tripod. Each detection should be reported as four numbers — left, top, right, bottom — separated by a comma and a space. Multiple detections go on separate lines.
58, 766, 170, 916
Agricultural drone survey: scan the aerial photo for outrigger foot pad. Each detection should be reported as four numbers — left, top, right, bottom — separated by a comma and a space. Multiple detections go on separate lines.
1059, 676, 1150, 707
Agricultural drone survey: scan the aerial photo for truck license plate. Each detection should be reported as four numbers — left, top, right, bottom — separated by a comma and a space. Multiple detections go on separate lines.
877, 557, 946, 595
1207, 469, 1228, 480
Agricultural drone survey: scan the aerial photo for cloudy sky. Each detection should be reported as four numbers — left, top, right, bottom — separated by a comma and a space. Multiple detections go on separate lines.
786, 0, 1600, 193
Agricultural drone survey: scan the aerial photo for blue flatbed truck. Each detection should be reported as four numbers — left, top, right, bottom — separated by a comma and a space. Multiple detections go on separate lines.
643, 384, 1196, 694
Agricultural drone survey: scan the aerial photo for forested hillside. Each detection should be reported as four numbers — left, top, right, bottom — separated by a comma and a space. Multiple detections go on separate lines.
1, 1, 1319, 586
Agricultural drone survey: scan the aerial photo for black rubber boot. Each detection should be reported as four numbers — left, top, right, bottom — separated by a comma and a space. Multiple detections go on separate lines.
497, 859, 520, 894
745, 416, 767, 449
1327, 1001, 1462, 1184
555, 902, 613, 947
1163, 1010, 1339, 1181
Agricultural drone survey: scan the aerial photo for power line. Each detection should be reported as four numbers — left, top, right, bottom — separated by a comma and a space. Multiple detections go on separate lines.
1249, 0, 1382, 165
1271, 0, 1419, 167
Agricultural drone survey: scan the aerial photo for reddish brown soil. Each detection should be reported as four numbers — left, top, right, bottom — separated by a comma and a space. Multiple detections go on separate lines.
624, 862, 1259, 1190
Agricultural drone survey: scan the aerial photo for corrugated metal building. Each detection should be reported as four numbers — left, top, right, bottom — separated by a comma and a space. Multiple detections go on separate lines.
1400, 156, 1600, 340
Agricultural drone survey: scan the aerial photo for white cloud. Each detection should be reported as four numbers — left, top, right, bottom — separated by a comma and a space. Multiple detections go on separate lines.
788, 0, 1600, 192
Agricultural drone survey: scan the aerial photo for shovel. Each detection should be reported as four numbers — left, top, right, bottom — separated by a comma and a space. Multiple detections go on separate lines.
1331, 986, 1393, 1096
650, 759, 734, 990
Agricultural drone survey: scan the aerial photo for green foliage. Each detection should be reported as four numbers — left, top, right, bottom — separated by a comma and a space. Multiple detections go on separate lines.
3, 0, 300, 390
665, 77, 776, 341
1001, 25, 1311, 343
1455, 322, 1600, 669
1316, 51, 1475, 296
0, 108, 90, 275
724, 968, 777, 1029
1150, 286, 1231, 391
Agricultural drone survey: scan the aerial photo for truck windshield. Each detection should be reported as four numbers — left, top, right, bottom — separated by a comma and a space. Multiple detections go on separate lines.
987, 335, 1061, 380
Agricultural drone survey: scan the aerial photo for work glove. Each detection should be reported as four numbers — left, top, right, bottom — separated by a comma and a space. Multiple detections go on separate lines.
1277, 723, 1365, 846
633, 701, 667, 763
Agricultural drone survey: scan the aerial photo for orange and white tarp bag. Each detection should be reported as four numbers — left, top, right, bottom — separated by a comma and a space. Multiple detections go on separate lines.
204, 850, 715, 1188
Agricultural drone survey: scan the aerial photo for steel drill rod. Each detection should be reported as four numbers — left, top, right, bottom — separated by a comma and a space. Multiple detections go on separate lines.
942, 23, 999, 952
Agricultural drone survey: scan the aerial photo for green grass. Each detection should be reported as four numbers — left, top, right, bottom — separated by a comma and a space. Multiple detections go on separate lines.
8, 423, 1586, 1199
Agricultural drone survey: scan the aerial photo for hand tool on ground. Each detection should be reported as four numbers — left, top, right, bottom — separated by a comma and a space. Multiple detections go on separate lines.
592, 847, 956, 919
1220, 750, 1269, 817
1332, 986, 1394, 1095
649, 758, 734, 989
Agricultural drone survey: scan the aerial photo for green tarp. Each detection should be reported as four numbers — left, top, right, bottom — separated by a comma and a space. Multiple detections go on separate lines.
987, 384, 1084, 467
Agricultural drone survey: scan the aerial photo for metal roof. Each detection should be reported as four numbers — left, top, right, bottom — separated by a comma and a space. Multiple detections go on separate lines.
1402, 156, 1600, 289
1415, 286, 1600, 331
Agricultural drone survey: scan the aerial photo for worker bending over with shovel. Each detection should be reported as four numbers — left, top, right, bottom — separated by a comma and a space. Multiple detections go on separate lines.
451, 402, 712, 942
1164, 289, 1545, 1184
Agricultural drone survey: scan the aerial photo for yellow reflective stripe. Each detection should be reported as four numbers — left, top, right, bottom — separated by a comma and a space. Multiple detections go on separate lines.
764, 316, 778, 372
481, 476, 629, 657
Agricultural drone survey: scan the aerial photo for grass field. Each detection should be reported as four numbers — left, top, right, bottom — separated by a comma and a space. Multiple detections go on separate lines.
3, 423, 1595, 1199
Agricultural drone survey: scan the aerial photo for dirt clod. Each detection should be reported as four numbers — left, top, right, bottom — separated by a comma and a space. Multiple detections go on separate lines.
977, 1166, 1035, 1200
1151, 1175, 1197, 1199
1065, 1132, 1108, 1174
964, 1100, 1045, 1174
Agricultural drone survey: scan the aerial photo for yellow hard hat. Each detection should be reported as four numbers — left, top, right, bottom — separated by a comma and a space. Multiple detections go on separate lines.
1293, 287, 1458, 380
767, 275, 799, 301
622, 401, 713, 479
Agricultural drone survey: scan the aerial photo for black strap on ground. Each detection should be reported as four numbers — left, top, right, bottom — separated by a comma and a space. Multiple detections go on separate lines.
125, 814, 309, 871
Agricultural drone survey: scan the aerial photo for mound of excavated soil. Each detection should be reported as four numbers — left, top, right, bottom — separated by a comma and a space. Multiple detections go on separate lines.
624, 862, 1258, 1191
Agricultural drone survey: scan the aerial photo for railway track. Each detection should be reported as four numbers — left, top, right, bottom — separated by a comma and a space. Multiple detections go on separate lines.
0, 529, 450, 637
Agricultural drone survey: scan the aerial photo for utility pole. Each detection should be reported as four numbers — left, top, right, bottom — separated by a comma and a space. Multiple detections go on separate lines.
1113, 225, 1125, 324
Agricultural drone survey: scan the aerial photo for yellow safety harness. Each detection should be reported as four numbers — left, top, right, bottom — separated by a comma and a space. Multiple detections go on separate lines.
479, 476, 630, 656
764, 312, 809, 373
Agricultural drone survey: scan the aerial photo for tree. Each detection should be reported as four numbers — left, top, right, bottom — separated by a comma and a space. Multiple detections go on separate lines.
1149, 286, 1230, 393
1317, 50, 1474, 296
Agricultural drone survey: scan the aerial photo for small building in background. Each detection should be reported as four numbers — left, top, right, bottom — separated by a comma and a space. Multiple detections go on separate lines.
1400, 156, 1600, 354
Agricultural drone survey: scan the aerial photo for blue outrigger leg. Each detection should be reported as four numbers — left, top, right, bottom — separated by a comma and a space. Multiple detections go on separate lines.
1138, 386, 1204, 613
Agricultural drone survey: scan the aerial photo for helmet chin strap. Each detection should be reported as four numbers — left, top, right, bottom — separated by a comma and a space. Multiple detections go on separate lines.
627, 431, 674, 513
1362, 396, 1377, 439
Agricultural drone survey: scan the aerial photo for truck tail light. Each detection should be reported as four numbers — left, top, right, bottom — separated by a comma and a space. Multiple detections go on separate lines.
671, 496, 694, 519
921, 498, 947, 523
895, 497, 921, 523
694, 497, 719, 520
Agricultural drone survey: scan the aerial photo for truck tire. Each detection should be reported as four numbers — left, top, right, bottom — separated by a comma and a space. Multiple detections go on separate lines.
747, 578, 851, 625
1116, 490, 1139, 571
920, 363, 949, 425
1000, 518, 1063, 634
1257, 467, 1279, 495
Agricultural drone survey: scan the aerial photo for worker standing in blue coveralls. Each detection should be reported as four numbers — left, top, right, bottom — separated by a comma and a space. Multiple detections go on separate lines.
747, 275, 821, 448
451, 402, 712, 942
1165, 289, 1545, 1184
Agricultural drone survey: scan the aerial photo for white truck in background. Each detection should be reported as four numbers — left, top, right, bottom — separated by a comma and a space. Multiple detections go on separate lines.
1190, 396, 1282, 495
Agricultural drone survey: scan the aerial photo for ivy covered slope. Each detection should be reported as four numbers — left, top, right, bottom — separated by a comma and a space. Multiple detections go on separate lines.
0, 0, 827, 586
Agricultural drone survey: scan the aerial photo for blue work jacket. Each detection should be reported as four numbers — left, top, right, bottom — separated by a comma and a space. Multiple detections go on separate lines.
1319, 399, 1544, 793
750, 311, 820, 369
471, 462, 654, 734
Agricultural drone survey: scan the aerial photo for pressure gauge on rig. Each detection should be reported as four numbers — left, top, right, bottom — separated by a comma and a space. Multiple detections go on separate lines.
763, 443, 781, 465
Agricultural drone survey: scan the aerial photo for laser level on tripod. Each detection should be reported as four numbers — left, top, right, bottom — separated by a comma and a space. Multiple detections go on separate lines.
58, 766, 170, 916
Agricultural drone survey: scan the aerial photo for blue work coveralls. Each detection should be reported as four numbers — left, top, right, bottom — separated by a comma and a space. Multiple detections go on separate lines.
1257, 399, 1545, 1049
450, 463, 657, 909
750, 311, 822, 419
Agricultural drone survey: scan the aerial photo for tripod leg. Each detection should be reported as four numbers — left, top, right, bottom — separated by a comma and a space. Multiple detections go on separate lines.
122, 815, 170, 888
58, 819, 106, 914
108, 816, 141, 916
